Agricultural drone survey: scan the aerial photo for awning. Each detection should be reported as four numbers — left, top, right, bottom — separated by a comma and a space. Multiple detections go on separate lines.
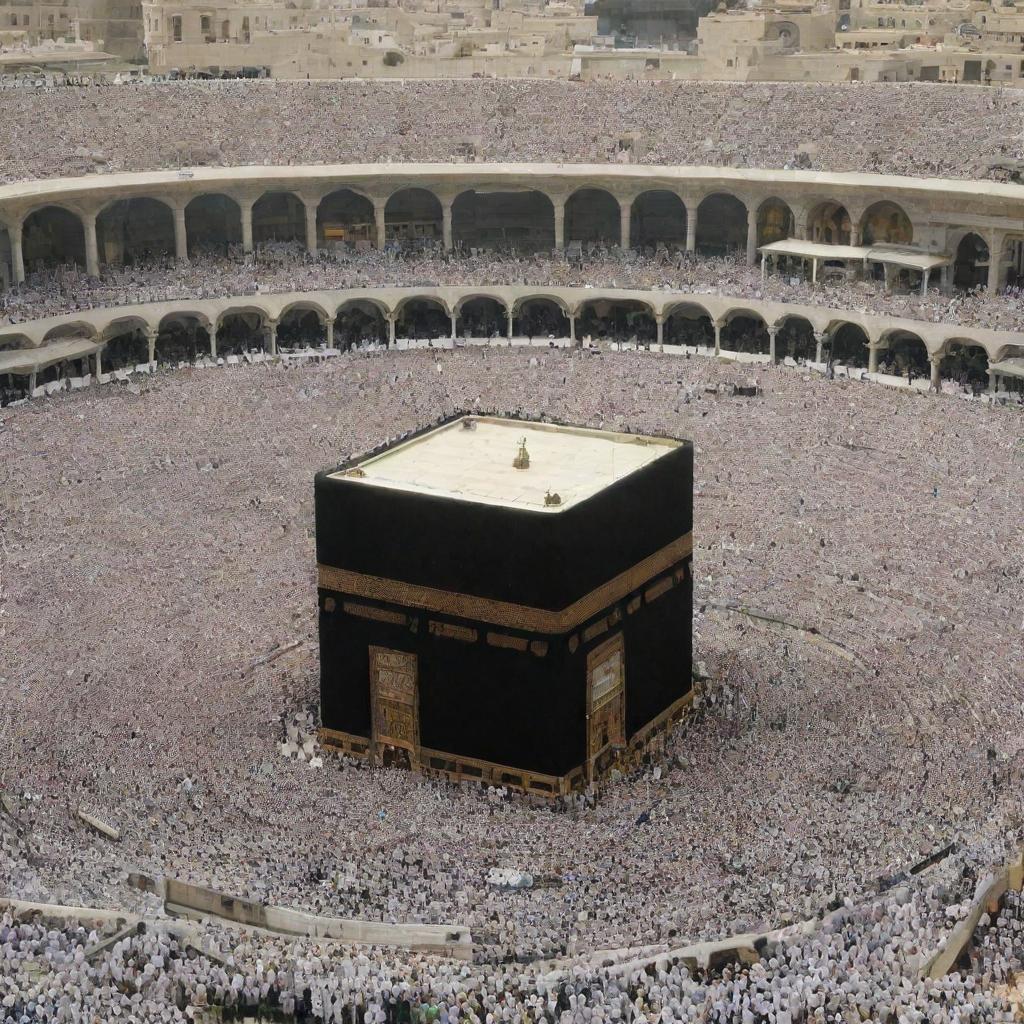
988, 356, 1024, 380
0, 337, 98, 376
758, 239, 866, 262
758, 239, 951, 271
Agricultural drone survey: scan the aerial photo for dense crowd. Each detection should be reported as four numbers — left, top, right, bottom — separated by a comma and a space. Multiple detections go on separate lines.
3, 244, 1024, 336
1, 346, 1022, 1021
1, 79, 1023, 183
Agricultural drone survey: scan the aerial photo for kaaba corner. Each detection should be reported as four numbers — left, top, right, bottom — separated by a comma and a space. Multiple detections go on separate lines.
315, 413, 694, 795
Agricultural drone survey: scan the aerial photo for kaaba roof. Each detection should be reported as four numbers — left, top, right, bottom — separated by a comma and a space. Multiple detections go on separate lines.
328, 416, 680, 513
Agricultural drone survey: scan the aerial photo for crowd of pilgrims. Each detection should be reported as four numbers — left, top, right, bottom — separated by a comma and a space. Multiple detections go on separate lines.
0, 79, 1022, 183
2, 344, 1023, 1022
3, 243, 1024, 336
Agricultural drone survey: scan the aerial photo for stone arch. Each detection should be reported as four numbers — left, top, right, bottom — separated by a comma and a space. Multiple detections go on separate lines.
101, 315, 152, 370
630, 191, 687, 250
385, 188, 442, 247
252, 191, 306, 246
720, 308, 769, 354
394, 296, 450, 341
22, 206, 86, 271
564, 188, 620, 246
317, 189, 375, 248
334, 299, 388, 350
756, 198, 794, 247
37, 322, 97, 382
576, 298, 655, 344
156, 312, 212, 364
455, 296, 509, 338
953, 232, 988, 291
186, 194, 242, 255
696, 193, 748, 256
879, 328, 929, 379
939, 338, 989, 391
773, 314, 816, 362
279, 299, 330, 324
513, 296, 570, 339
827, 322, 870, 367
770, 20, 800, 48
217, 309, 269, 357
860, 201, 913, 246
663, 302, 714, 347
42, 321, 97, 345
96, 197, 176, 266
0, 331, 36, 353
276, 305, 326, 351
807, 201, 851, 246
452, 190, 555, 253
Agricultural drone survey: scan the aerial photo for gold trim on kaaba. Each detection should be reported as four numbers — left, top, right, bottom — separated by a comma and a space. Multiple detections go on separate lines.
318, 531, 693, 635
429, 621, 478, 643
644, 575, 674, 605
486, 631, 529, 651
343, 601, 407, 625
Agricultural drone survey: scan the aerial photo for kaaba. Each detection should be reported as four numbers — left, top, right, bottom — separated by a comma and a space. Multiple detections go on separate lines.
315, 415, 693, 795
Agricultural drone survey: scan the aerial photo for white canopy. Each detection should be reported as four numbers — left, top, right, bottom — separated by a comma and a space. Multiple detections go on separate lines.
0, 337, 98, 376
988, 356, 1024, 380
758, 239, 951, 272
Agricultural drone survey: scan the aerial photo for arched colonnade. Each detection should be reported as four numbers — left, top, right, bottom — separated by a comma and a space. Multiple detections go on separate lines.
5, 166, 1014, 291
1, 286, 1018, 400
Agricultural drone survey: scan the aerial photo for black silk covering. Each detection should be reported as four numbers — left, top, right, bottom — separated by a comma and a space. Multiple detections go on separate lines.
315, 419, 693, 780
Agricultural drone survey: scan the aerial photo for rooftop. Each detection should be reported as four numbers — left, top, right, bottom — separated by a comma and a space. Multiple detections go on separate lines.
331, 416, 680, 512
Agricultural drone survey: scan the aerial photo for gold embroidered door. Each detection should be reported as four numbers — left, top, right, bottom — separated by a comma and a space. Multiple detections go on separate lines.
369, 646, 420, 769
586, 633, 625, 784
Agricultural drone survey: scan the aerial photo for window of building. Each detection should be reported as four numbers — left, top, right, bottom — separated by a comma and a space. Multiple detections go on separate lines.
200, 15, 211, 33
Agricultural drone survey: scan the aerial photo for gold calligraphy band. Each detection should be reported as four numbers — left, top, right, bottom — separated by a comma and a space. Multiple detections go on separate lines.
318, 531, 692, 635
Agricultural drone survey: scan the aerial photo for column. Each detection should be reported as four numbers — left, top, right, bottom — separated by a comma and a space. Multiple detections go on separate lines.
814, 330, 826, 364
210, 320, 218, 360
11, 224, 24, 284
325, 317, 334, 350
685, 202, 697, 253
988, 364, 997, 392
173, 205, 188, 262
442, 201, 453, 252
266, 319, 277, 357
930, 353, 941, 391
387, 315, 396, 347
987, 230, 1005, 295
655, 315, 664, 350
450, 311, 457, 340
921, 268, 931, 297
760, 254, 767, 283
619, 197, 632, 250
374, 201, 387, 250
569, 312, 576, 345
745, 208, 757, 266
84, 212, 100, 277
767, 326, 778, 365
241, 200, 254, 255
28, 369, 37, 395
507, 309, 514, 342
94, 346, 103, 378
868, 343, 879, 374
553, 200, 565, 251
304, 199, 318, 256
850, 224, 862, 247
713, 318, 723, 356
146, 327, 158, 363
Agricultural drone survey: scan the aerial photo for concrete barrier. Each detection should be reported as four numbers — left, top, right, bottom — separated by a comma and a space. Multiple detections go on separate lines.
922, 849, 1024, 980
161, 878, 473, 960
